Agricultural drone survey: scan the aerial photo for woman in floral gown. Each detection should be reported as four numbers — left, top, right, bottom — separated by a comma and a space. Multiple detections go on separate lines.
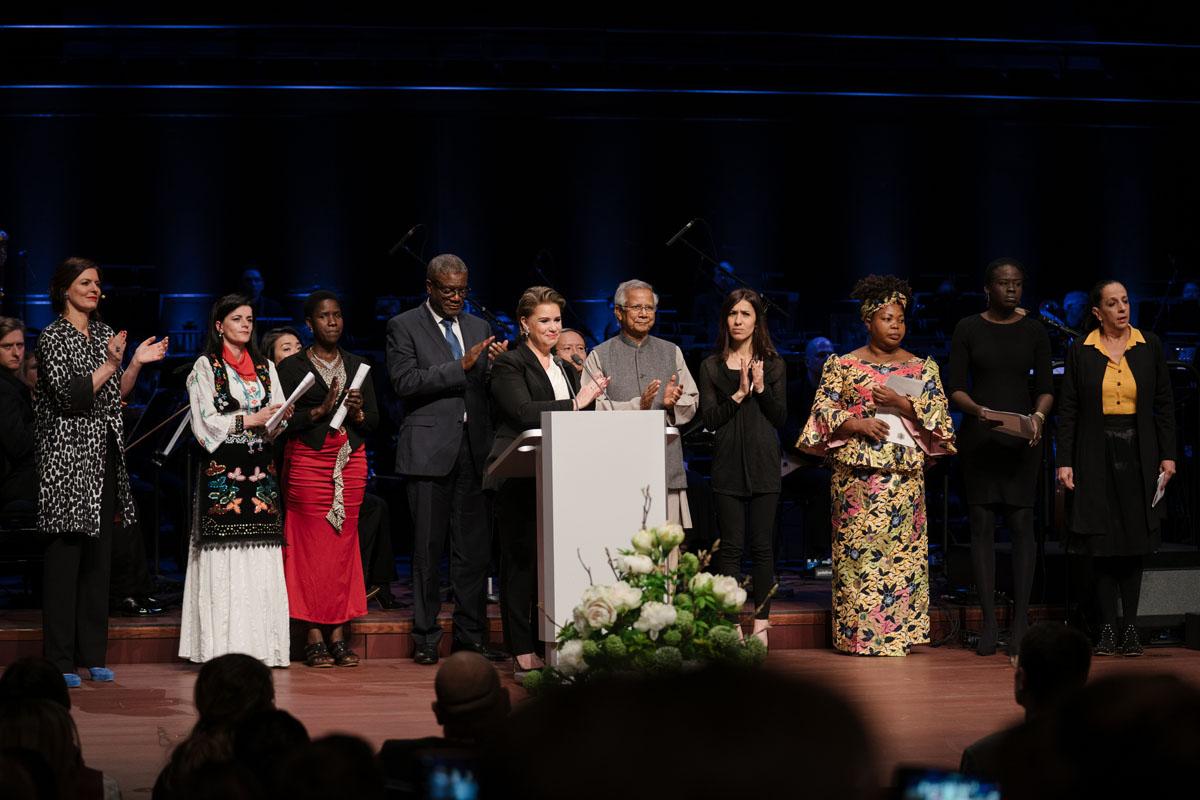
799, 275, 955, 656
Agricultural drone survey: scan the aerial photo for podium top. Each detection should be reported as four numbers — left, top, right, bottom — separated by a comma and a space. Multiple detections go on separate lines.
485, 426, 680, 480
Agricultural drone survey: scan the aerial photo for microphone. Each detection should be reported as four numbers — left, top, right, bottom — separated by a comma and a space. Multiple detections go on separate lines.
571, 354, 610, 404
388, 224, 423, 258
553, 356, 577, 400
1038, 303, 1080, 338
665, 219, 697, 248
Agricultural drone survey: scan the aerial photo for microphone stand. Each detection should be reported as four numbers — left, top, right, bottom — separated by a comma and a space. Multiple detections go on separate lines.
665, 219, 791, 320
1038, 312, 1081, 340
388, 224, 510, 335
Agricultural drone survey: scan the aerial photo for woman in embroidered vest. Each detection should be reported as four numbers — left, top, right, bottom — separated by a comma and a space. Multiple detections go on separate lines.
180, 294, 292, 666
1056, 280, 1176, 657
799, 275, 955, 657
485, 286, 609, 676
36, 257, 168, 687
698, 288, 787, 649
277, 290, 378, 668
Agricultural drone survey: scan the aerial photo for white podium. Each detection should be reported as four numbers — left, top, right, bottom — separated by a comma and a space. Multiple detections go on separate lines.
485, 410, 678, 664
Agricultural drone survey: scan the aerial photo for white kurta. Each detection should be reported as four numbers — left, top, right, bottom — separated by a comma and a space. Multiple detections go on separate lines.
178, 356, 290, 667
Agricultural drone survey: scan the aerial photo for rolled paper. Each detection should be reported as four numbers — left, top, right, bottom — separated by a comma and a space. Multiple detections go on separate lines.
267, 371, 315, 433
329, 363, 371, 430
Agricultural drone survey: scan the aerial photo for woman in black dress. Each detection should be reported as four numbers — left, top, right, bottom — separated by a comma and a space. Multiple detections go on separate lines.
485, 286, 608, 675
1056, 280, 1176, 656
698, 288, 786, 647
947, 259, 1053, 656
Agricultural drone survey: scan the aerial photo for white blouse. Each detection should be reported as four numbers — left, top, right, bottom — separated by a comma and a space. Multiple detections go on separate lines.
544, 358, 571, 402
186, 356, 285, 453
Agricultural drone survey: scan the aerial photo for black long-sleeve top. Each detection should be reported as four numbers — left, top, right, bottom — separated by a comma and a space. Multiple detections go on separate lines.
698, 354, 787, 496
277, 347, 379, 453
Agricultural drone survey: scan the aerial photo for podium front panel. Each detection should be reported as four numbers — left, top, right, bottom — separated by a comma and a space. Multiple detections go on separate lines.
537, 410, 669, 652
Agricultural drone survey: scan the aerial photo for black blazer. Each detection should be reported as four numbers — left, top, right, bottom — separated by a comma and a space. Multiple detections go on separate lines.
277, 347, 379, 452
698, 354, 787, 496
385, 305, 493, 477
483, 344, 581, 491
1056, 330, 1176, 536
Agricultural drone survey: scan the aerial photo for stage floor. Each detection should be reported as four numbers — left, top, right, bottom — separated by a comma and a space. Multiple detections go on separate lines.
51, 646, 1200, 795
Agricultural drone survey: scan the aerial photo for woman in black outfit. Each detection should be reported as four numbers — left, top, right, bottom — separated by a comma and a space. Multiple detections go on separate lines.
485, 286, 608, 675
698, 288, 786, 648
1056, 279, 1176, 657
947, 259, 1054, 656
0, 317, 36, 511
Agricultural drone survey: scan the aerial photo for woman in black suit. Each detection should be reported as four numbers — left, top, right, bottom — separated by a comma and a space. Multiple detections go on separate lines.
1056, 280, 1176, 657
698, 288, 786, 648
485, 286, 608, 674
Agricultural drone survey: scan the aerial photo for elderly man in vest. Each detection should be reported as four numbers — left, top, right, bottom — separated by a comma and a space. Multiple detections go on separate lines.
583, 279, 699, 527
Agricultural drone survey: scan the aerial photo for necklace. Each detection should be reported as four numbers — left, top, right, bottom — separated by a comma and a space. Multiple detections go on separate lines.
309, 349, 342, 370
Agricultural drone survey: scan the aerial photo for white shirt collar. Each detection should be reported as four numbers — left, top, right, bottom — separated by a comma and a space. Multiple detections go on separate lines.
425, 300, 459, 328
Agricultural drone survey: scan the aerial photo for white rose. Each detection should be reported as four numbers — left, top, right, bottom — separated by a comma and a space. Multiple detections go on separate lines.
655, 522, 685, 550
711, 575, 748, 611
689, 572, 715, 593
558, 639, 588, 675
632, 529, 656, 554
572, 605, 591, 636
617, 553, 654, 576
580, 587, 617, 631
633, 601, 678, 640
609, 581, 644, 613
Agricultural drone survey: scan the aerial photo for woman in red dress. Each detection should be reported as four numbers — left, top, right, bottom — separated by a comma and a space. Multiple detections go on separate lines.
277, 290, 379, 667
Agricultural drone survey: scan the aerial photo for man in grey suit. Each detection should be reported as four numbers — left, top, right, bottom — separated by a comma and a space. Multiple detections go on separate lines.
386, 254, 504, 665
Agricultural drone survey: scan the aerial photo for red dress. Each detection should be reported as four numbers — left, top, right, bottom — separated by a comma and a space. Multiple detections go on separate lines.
282, 430, 368, 624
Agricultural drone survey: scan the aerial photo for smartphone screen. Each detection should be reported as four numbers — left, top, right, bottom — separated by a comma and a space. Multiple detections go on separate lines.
893, 767, 1000, 800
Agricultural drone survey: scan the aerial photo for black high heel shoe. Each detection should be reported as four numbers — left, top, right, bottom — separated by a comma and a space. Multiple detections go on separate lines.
1094, 624, 1117, 656
1118, 625, 1143, 657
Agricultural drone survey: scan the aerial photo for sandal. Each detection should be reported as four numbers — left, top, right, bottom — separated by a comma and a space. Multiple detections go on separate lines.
304, 641, 335, 668
329, 640, 360, 667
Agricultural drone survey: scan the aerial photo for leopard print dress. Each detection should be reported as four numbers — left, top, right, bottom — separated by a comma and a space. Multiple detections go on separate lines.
33, 316, 137, 536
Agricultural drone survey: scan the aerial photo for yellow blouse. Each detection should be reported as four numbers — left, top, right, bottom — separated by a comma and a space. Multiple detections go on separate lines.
1084, 327, 1143, 416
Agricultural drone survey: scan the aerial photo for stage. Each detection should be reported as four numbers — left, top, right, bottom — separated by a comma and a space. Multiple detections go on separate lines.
49, 647, 1200, 795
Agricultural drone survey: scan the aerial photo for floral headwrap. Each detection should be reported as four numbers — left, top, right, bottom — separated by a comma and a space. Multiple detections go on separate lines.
860, 292, 908, 322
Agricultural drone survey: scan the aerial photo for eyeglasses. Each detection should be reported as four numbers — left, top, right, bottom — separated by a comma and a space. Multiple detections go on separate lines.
430, 281, 470, 299
619, 304, 656, 314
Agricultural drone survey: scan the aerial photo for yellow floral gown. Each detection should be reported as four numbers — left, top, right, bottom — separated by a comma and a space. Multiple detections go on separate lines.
799, 355, 955, 656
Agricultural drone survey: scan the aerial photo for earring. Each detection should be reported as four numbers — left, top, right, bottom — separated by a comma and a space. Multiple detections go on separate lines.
218, 329, 224, 338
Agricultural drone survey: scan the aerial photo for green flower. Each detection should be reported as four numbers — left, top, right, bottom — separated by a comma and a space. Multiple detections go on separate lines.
603, 634, 627, 660
673, 592, 694, 611
674, 609, 695, 636
522, 669, 545, 693
744, 635, 768, 664
653, 646, 683, 671
679, 552, 700, 576
710, 625, 740, 653
662, 628, 683, 647
581, 639, 602, 661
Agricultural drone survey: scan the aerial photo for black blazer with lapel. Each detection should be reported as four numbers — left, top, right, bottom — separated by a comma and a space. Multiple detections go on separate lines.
385, 304, 493, 478
484, 344, 580, 491
277, 347, 380, 452
1056, 330, 1177, 537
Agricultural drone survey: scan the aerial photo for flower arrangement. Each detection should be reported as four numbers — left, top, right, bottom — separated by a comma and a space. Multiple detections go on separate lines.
524, 494, 769, 693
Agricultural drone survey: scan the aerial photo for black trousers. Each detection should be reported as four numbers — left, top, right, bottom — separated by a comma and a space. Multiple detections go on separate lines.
495, 477, 537, 655
968, 504, 1037, 638
406, 433, 490, 647
714, 492, 779, 620
359, 491, 396, 586
108, 519, 153, 603
43, 435, 117, 672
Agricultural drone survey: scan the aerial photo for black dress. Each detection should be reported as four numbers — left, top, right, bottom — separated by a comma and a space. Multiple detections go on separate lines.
946, 314, 1053, 507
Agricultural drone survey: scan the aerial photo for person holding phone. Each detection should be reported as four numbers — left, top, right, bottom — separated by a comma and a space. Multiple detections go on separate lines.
1056, 280, 1176, 657
799, 275, 955, 656
946, 258, 1054, 656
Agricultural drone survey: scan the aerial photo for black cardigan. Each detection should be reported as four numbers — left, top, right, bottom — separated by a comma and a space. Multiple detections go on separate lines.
277, 347, 380, 452
484, 344, 581, 491
1055, 330, 1176, 537
698, 354, 787, 496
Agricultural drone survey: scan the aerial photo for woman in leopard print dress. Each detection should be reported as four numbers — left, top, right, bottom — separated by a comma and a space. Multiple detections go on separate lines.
180, 294, 293, 666
35, 257, 167, 686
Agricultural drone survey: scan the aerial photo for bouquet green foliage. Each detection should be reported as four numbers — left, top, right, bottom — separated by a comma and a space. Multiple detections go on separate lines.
524, 519, 767, 693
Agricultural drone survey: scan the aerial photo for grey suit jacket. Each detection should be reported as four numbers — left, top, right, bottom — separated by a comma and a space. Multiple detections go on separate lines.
385, 304, 493, 478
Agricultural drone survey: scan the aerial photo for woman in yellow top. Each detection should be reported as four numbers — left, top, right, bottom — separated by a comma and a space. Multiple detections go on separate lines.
800, 275, 955, 656
1056, 280, 1176, 657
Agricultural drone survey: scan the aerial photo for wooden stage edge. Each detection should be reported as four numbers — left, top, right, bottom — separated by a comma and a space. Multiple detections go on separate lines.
0, 602, 1065, 664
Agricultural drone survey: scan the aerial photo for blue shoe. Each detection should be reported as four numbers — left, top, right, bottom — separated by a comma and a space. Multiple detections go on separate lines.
63, 673, 82, 689
86, 667, 114, 682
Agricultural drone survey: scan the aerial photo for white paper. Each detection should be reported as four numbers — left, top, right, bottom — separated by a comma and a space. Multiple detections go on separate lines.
329, 363, 371, 430
874, 375, 924, 448
266, 371, 315, 434
1152, 471, 1169, 508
